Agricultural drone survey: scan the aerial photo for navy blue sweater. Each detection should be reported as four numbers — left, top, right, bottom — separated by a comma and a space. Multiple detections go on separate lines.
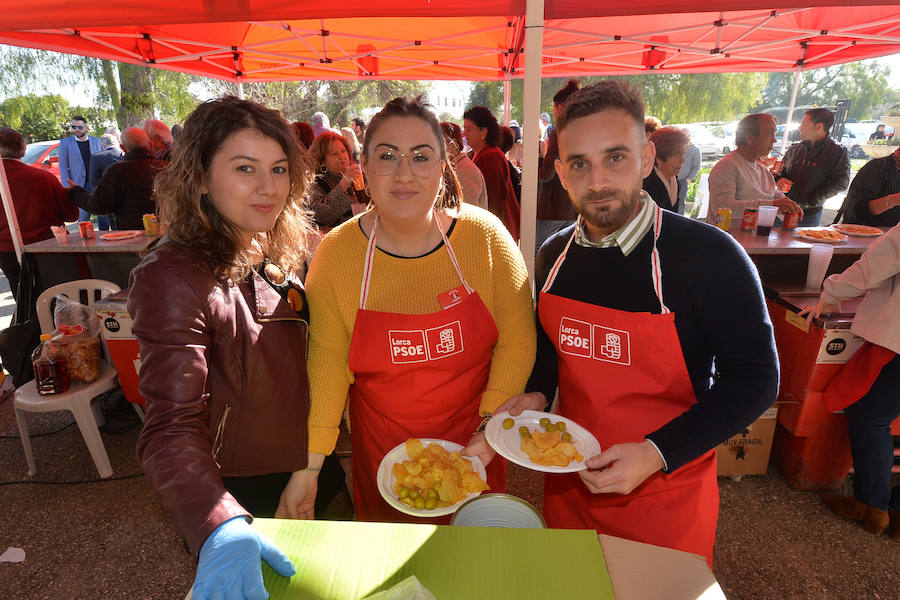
527, 212, 779, 472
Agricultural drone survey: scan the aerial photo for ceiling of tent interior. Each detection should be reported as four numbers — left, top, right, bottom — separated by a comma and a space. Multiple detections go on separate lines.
0, 2, 898, 80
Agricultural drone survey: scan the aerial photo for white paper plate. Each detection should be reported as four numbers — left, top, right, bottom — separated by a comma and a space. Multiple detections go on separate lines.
794, 228, 848, 244
376, 438, 487, 518
485, 410, 602, 474
99, 230, 142, 241
831, 224, 884, 237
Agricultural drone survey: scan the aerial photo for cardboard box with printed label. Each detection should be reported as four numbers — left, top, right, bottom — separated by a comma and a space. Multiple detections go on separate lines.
716, 406, 778, 476
94, 290, 145, 409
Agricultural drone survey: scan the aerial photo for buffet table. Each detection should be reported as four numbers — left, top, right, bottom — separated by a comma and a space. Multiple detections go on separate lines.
15, 231, 154, 321
186, 519, 724, 600
727, 226, 884, 288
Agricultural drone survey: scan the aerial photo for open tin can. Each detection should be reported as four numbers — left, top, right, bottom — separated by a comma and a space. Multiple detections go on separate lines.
450, 493, 546, 528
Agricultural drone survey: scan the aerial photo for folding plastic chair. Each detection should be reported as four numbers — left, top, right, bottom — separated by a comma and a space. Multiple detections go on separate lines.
13, 279, 121, 478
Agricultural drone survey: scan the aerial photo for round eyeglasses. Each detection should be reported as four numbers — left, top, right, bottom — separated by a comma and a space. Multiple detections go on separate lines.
368, 147, 442, 178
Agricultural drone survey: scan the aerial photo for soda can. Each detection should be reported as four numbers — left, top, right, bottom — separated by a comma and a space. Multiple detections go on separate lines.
142, 214, 159, 236
78, 221, 95, 239
741, 208, 758, 231
715, 208, 732, 231
782, 211, 800, 230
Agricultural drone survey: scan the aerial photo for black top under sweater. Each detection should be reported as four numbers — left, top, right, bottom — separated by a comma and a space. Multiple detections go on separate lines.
527, 211, 779, 472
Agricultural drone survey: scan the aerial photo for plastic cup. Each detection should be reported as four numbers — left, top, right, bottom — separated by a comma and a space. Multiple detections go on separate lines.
50, 225, 68, 244
756, 205, 779, 237
806, 243, 834, 290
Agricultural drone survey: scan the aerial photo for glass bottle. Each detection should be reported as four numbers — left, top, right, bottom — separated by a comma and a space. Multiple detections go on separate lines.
32, 333, 70, 395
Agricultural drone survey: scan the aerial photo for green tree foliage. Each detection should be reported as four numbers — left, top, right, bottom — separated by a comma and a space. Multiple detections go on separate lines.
198, 79, 428, 127
0, 93, 115, 141
467, 73, 768, 127
0, 47, 196, 129
0, 94, 71, 141
756, 63, 892, 120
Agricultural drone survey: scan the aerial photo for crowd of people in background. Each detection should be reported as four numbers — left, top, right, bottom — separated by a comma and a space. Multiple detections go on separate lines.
3, 83, 897, 280
0, 78, 897, 600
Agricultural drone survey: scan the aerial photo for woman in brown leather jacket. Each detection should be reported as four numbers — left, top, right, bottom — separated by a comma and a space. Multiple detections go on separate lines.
127, 97, 314, 600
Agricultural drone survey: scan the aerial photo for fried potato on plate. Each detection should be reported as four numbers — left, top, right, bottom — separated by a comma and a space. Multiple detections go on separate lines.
392, 439, 488, 510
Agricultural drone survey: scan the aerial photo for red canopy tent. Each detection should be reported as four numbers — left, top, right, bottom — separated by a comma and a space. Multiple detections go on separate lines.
0, 5, 897, 80
0, 0, 898, 269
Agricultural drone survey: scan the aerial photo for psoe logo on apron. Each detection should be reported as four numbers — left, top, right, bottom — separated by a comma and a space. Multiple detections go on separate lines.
388, 321, 464, 365
559, 317, 592, 358
388, 330, 428, 364
558, 317, 631, 365
593, 325, 630, 365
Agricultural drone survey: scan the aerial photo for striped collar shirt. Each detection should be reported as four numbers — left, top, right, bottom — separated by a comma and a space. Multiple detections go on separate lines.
574, 191, 656, 256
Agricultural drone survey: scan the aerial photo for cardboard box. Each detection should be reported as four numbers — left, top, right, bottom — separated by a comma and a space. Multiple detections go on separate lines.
716, 405, 778, 476
94, 289, 145, 409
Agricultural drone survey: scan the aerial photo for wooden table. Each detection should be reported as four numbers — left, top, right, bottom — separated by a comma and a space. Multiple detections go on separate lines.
727, 226, 886, 287
728, 227, 882, 255
15, 231, 156, 321
22, 230, 154, 255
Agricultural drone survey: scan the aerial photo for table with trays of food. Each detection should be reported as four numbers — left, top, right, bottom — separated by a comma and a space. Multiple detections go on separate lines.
15, 230, 156, 322
726, 223, 886, 288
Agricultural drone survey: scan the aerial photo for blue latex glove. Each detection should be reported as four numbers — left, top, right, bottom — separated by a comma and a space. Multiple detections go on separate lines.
193, 516, 296, 600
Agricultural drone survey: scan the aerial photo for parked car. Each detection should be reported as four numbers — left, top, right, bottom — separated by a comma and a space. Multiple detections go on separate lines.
844, 121, 894, 144
22, 141, 61, 182
677, 124, 731, 160
837, 130, 868, 159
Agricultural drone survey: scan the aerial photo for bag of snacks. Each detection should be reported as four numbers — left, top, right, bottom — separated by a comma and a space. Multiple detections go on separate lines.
47, 294, 102, 383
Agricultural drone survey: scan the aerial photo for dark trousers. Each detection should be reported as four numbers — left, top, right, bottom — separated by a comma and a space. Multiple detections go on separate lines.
845, 354, 900, 511
799, 209, 823, 227
0, 251, 20, 301
222, 453, 351, 518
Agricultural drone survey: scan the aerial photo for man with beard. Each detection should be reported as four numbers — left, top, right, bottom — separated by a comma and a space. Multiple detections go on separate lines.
502, 80, 778, 565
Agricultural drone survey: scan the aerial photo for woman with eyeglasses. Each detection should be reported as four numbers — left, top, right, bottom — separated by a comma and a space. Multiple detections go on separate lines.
284, 96, 536, 523
306, 131, 369, 228
463, 105, 521, 240
128, 97, 315, 599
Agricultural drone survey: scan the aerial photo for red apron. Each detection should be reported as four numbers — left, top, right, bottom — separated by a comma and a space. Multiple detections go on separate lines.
347, 212, 505, 523
823, 342, 896, 412
538, 206, 719, 566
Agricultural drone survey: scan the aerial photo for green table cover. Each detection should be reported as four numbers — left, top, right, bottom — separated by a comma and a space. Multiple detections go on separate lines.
253, 519, 615, 600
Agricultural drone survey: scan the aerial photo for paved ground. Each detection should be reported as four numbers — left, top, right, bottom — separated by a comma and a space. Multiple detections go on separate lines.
0, 262, 898, 599
1, 392, 898, 599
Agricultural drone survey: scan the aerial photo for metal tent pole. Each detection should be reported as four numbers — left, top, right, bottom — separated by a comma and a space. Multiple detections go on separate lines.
781, 68, 802, 155
0, 159, 24, 265
519, 0, 545, 281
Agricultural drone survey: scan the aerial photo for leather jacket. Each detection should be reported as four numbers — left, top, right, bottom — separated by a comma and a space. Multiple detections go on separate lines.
779, 137, 850, 214
128, 242, 310, 555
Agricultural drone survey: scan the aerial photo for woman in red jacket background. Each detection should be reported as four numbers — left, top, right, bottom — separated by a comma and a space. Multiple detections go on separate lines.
463, 106, 520, 240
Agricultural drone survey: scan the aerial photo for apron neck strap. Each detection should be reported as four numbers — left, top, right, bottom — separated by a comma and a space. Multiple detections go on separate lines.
650, 204, 670, 314
539, 205, 670, 314
359, 210, 473, 310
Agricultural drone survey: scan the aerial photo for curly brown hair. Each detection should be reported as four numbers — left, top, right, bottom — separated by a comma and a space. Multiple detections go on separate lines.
364, 96, 462, 210
154, 96, 314, 281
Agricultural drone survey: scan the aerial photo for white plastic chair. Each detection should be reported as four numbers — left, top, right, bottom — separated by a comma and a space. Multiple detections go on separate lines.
13, 279, 121, 478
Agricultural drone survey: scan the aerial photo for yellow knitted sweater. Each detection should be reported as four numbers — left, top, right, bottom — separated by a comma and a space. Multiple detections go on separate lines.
306, 204, 536, 454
